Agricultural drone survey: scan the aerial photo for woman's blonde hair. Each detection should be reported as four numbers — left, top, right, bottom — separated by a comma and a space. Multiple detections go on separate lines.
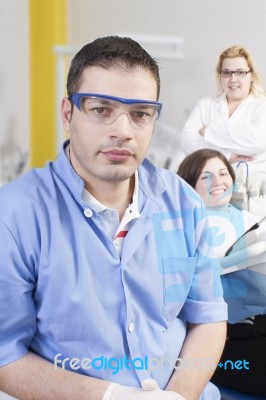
216, 45, 265, 97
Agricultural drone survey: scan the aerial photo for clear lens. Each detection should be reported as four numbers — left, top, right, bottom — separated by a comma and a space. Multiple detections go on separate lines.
79, 96, 160, 126
220, 70, 231, 78
236, 70, 248, 78
220, 70, 250, 78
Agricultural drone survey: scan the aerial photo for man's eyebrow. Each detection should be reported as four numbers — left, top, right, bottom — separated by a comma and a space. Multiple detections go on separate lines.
86, 98, 111, 104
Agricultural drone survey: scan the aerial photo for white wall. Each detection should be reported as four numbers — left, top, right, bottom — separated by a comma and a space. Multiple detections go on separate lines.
67, 0, 266, 168
1, 1, 265, 178
67, 0, 266, 117
0, 2, 265, 397
0, 3, 29, 397
1, 1, 266, 178
0, 0, 29, 186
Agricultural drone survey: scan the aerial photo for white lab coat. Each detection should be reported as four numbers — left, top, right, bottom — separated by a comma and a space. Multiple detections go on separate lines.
178, 93, 266, 178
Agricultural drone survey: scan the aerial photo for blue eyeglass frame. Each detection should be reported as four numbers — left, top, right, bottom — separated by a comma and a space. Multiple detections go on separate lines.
70, 93, 163, 118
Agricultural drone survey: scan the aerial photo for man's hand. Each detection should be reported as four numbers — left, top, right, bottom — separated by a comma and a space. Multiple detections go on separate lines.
103, 379, 185, 399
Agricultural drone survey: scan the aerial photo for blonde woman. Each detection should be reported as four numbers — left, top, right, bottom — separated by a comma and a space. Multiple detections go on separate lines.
178, 45, 266, 178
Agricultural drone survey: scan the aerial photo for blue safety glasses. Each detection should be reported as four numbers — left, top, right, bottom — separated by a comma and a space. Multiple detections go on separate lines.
69, 93, 162, 127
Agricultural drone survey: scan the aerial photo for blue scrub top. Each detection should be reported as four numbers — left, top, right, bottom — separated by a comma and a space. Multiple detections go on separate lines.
0, 141, 227, 398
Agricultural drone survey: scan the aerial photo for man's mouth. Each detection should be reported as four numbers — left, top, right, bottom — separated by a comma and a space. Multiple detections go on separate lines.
101, 149, 133, 161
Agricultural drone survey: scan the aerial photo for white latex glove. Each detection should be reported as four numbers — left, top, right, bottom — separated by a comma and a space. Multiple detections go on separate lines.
103, 378, 185, 399
142, 379, 185, 399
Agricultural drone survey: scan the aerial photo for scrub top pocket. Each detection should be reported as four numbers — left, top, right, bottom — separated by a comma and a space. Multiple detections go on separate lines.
162, 256, 196, 321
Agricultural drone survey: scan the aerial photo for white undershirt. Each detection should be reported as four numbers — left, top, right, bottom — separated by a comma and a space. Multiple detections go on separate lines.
82, 172, 140, 257
65, 143, 140, 257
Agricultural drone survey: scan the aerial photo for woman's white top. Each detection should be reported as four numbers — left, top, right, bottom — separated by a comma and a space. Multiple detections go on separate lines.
179, 93, 266, 177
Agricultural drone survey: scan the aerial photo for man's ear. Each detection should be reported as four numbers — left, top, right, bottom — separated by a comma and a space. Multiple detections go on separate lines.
61, 97, 72, 131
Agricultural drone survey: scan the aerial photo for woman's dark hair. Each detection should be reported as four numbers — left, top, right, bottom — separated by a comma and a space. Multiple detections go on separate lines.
67, 35, 160, 99
177, 149, 235, 188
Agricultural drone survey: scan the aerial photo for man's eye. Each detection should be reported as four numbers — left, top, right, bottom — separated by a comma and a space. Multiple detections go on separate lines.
136, 111, 149, 118
83, 106, 111, 116
92, 107, 108, 114
131, 110, 152, 122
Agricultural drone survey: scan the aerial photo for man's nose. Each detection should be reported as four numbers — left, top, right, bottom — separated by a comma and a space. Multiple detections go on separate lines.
109, 112, 134, 139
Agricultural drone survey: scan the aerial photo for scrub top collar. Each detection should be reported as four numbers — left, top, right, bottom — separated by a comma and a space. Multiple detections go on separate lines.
53, 140, 166, 209
81, 171, 139, 215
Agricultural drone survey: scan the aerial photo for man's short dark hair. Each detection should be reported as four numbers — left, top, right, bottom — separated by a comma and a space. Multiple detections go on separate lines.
67, 35, 160, 100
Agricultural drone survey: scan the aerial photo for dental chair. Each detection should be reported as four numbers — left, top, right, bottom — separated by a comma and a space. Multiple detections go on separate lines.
214, 222, 266, 400
230, 161, 266, 219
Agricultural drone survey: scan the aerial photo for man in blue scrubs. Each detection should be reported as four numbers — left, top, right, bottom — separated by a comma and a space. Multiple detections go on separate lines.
0, 36, 227, 399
